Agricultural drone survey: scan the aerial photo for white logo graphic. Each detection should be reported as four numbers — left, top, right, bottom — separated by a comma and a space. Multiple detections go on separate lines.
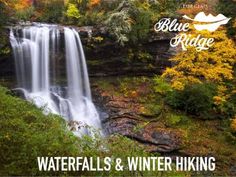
183, 12, 231, 32
154, 12, 231, 51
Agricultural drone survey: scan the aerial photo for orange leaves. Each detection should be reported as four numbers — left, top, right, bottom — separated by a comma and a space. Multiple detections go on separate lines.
1, 0, 32, 13
14, 0, 32, 11
89, 0, 100, 7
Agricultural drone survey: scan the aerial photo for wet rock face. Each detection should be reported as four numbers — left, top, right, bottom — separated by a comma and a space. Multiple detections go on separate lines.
85, 31, 176, 77
93, 88, 182, 153
106, 118, 181, 152
1, 24, 175, 78
0, 29, 15, 78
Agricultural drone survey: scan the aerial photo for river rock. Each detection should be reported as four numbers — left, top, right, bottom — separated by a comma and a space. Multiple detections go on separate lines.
11, 88, 27, 99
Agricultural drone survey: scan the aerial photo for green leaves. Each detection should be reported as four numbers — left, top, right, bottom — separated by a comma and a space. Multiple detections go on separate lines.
105, 0, 183, 45
165, 83, 218, 118
0, 86, 79, 176
105, 10, 132, 46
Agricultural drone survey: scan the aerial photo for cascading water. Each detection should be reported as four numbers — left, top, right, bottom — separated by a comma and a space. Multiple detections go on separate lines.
10, 23, 102, 136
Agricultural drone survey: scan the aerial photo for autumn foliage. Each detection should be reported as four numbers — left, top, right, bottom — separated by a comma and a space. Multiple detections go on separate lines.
89, 0, 100, 7
14, 0, 32, 10
162, 29, 236, 90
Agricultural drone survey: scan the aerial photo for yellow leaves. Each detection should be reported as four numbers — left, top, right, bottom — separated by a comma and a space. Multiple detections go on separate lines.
141, 1, 151, 11
213, 96, 225, 105
130, 90, 138, 98
14, 0, 31, 11
213, 85, 233, 107
162, 29, 236, 89
162, 67, 181, 78
203, 66, 233, 82
172, 81, 185, 90
66, 3, 81, 19
93, 36, 104, 43
231, 117, 236, 133
186, 76, 202, 84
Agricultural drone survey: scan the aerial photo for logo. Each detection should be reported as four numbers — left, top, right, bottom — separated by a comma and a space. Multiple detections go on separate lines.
154, 12, 231, 51
183, 12, 231, 32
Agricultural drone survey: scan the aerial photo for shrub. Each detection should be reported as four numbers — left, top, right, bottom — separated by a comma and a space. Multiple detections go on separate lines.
165, 114, 183, 126
79, 11, 106, 26
162, 29, 236, 90
166, 83, 217, 118
76, 134, 156, 177
105, 10, 132, 46
128, 6, 152, 43
217, 0, 236, 38
34, 0, 65, 23
0, 1, 8, 26
100, 0, 123, 12
14, 6, 35, 21
216, 100, 236, 119
213, 84, 236, 118
0, 86, 80, 176
105, 0, 153, 45
65, 3, 81, 23
227, 83, 236, 116
153, 77, 173, 95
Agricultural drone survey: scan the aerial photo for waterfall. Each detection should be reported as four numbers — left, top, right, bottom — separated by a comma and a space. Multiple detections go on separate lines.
10, 23, 102, 136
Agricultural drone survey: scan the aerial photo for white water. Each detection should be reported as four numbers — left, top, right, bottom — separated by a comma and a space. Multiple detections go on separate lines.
10, 23, 102, 136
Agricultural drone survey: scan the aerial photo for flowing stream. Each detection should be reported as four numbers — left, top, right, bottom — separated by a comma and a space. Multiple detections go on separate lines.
10, 23, 102, 135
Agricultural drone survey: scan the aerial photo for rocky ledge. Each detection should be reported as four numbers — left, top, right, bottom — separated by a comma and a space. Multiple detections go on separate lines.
93, 87, 182, 153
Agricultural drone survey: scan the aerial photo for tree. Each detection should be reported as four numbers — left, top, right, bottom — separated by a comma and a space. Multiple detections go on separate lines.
0, 1, 7, 26
14, 0, 32, 11
162, 29, 236, 90
65, 3, 81, 23
89, 0, 100, 7
105, 10, 132, 46
32, 0, 65, 22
